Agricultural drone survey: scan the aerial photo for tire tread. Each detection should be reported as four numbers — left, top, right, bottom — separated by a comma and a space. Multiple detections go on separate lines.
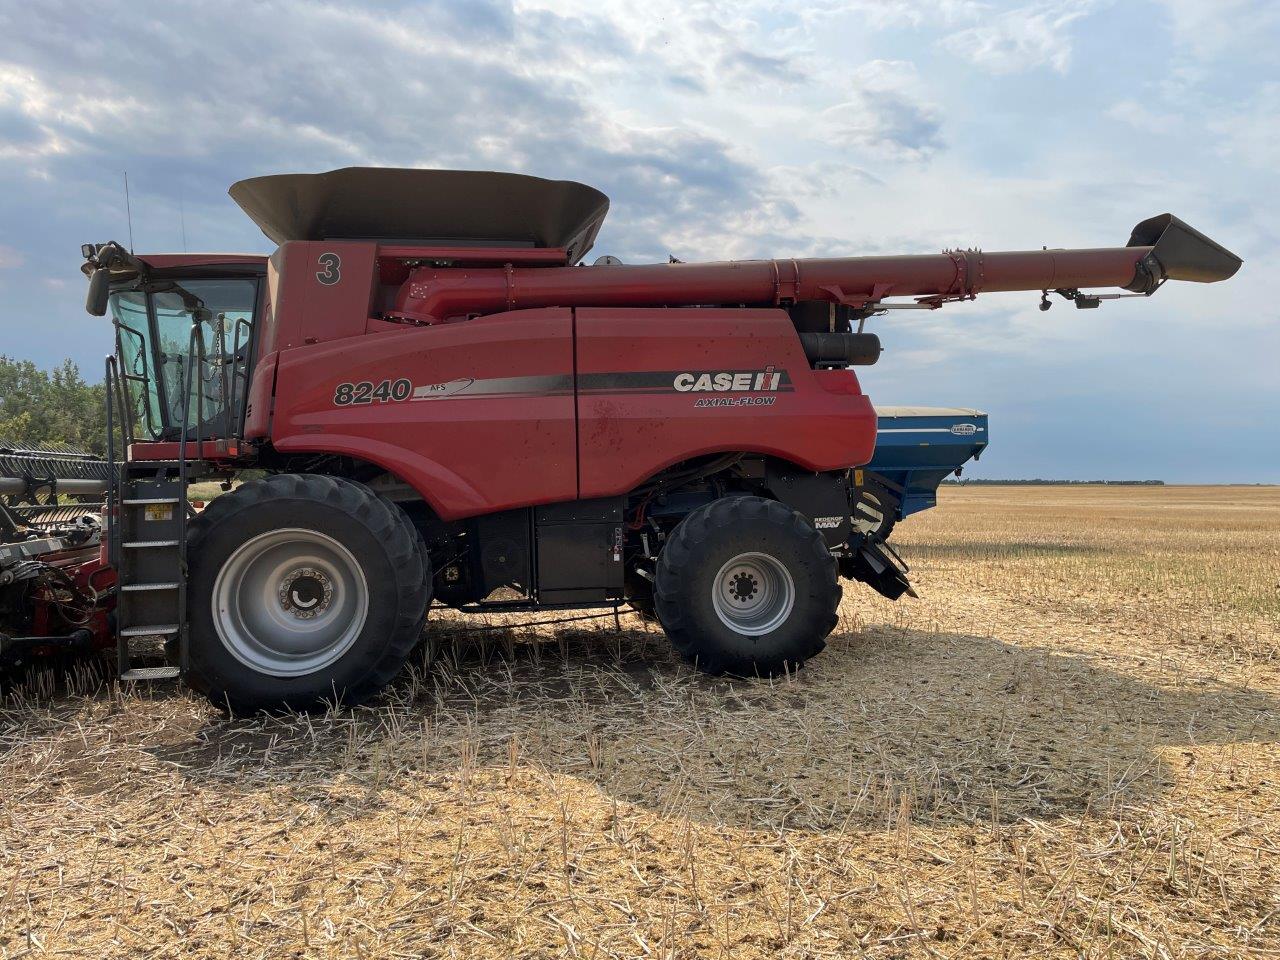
184, 474, 429, 711
654, 495, 840, 676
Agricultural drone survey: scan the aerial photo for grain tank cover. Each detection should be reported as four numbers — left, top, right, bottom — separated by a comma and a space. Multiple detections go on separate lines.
228, 167, 610, 262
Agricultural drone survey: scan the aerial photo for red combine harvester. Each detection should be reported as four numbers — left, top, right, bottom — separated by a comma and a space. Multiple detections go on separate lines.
54, 168, 1239, 710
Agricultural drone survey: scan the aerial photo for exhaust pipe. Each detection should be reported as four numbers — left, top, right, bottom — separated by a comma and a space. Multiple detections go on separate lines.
799, 332, 882, 366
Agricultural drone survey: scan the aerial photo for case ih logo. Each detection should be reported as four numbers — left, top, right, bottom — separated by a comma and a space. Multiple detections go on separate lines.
673, 367, 786, 393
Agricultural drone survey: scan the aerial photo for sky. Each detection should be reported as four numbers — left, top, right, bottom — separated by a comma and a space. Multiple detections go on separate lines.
0, 0, 1276, 482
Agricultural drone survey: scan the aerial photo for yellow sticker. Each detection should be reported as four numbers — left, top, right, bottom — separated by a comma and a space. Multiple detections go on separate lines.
854, 469, 864, 487
145, 503, 173, 522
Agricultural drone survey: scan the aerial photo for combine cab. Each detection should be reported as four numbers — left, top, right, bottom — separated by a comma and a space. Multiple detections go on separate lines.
75, 167, 1240, 710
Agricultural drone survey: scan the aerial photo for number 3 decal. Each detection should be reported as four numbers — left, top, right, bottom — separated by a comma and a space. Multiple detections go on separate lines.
316, 252, 341, 286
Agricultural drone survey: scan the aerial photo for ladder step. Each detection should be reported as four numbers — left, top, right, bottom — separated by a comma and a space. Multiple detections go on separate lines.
123, 497, 181, 505
121, 666, 181, 681
121, 582, 181, 592
120, 624, 179, 637
122, 540, 180, 549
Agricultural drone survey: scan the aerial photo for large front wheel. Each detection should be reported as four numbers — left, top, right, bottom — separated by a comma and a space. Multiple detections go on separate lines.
185, 475, 430, 712
654, 496, 841, 676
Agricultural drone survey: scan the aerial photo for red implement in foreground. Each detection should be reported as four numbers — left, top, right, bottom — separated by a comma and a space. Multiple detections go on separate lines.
70, 167, 1238, 710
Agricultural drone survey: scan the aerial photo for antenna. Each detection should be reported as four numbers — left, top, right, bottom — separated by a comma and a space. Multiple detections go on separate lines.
123, 171, 135, 254
179, 184, 187, 252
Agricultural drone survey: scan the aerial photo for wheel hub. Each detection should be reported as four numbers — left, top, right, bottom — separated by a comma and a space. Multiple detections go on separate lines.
711, 552, 796, 636
729, 570, 759, 602
212, 528, 370, 678
278, 567, 333, 619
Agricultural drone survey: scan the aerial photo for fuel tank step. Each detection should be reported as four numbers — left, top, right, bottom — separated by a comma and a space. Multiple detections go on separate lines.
120, 624, 180, 637
120, 666, 181, 681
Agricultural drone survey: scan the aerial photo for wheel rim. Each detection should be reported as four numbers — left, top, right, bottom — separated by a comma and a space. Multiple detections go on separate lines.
711, 552, 795, 636
212, 528, 369, 678
853, 492, 886, 535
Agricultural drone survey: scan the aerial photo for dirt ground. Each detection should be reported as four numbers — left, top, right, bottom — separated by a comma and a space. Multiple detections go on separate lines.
2, 485, 1277, 958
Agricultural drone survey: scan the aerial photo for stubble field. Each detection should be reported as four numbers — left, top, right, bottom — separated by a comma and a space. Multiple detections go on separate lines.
2, 484, 1277, 958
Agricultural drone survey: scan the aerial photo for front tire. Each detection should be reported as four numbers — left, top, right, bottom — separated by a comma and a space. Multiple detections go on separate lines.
185, 474, 430, 712
654, 496, 840, 676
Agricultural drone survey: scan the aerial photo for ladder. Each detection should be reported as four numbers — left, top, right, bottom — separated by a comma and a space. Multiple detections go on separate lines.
105, 354, 192, 682
112, 470, 186, 680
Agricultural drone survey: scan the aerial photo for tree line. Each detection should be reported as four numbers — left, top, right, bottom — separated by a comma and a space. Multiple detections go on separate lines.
0, 356, 109, 456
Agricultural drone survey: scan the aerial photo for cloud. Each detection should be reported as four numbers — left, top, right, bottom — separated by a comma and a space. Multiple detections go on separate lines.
939, 2, 1097, 74
1107, 99, 1182, 136
516, 0, 812, 96
1156, 0, 1280, 60
1210, 83, 1280, 170
795, 0, 987, 31
0, 65, 90, 163
0, 2, 808, 263
0, 244, 24, 268
716, 49, 807, 85
822, 61, 943, 162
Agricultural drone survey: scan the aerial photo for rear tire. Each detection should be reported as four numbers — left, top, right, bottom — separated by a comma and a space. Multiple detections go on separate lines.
185, 474, 430, 712
654, 496, 840, 676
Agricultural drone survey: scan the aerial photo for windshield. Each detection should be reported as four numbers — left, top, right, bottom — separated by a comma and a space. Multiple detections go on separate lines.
110, 277, 258, 441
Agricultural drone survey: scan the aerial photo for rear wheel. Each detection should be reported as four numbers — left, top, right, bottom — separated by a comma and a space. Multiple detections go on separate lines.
654, 496, 840, 676
185, 474, 429, 712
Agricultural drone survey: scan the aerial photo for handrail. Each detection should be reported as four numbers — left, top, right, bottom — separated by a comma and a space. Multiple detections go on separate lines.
178, 324, 200, 489
175, 322, 207, 675
114, 323, 151, 442
214, 315, 231, 439
104, 354, 128, 678
103, 356, 118, 570
230, 315, 253, 440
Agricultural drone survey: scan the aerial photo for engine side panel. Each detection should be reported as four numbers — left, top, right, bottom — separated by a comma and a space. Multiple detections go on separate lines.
270, 308, 577, 519
574, 308, 876, 498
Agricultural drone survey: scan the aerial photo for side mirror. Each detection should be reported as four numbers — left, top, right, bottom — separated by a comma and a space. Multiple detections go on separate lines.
85, 268, 111, 316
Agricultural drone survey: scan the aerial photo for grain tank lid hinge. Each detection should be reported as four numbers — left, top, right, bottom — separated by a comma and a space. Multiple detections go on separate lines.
228, 167, 611, 264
